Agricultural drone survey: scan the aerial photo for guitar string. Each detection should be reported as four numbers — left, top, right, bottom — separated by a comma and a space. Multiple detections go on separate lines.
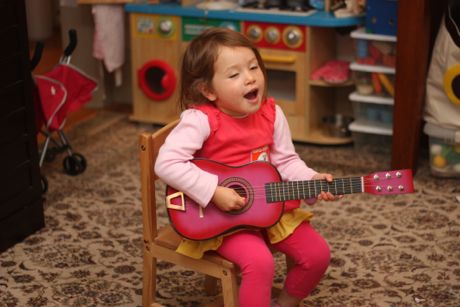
231, 181, 365, 199
227, 178, 398, 200
228, 180, 386, 193
231, 184, 365, 194
230, 184, 397, 201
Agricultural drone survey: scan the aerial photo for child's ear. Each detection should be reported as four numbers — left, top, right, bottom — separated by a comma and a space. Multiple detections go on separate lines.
199, 83, 217, 102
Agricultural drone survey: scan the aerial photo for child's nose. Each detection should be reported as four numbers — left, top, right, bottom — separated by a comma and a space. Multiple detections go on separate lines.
245, 71, 255, 84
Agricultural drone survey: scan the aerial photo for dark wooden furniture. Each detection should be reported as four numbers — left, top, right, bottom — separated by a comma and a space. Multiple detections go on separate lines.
392, 0, 448, 172
0, 0, 44, 252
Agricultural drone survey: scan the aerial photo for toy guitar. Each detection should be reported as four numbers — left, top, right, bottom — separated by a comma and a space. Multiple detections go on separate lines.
166, 159, 414, 241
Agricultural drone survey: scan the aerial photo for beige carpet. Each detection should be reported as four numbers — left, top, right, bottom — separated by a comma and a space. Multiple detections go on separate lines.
0, 110, 459, 307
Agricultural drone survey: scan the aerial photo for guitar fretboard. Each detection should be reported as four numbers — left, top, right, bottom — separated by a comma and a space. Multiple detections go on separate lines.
265, 177, 363, 202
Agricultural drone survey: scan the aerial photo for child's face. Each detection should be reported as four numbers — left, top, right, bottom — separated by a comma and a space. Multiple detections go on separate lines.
201, 46, 265, 117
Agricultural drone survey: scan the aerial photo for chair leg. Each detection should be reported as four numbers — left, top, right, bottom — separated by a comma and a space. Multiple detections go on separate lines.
220, 268, 239, 307
204, 275, 219, 296
143, 249, 157, 307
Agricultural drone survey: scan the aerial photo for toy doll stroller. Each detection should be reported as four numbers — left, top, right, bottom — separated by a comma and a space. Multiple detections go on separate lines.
32, 29, 98, 192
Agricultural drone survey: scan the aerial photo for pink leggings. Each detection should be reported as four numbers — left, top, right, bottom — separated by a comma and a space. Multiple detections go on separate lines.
216, 222, 330, 307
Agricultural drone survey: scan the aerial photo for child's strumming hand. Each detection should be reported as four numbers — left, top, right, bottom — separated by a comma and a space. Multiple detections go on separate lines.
211, 186, 247, 212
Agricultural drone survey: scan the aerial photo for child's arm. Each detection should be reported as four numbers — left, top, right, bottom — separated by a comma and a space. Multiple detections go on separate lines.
155, 110, 247, 212
270, 105, 341, 202
270, 105, 318, 181
154, 110, 218, 208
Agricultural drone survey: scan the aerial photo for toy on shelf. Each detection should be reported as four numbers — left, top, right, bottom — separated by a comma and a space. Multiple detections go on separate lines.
309, 0, 326, 10
325, 0, 366, 17
365, 0, 398, 35
310, 60, 350, 84
352, 69, 394, 97
350, 27, 396, 97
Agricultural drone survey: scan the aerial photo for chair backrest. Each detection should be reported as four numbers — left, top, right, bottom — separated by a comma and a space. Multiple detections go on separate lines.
139, 119, 179, 245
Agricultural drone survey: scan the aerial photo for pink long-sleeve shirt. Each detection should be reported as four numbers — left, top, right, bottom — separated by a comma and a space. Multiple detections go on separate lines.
154, 104, 318, 208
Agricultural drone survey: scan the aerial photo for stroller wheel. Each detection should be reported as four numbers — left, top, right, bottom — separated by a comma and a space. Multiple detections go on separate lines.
41, 175, 48, 194
63, 153, 87, 176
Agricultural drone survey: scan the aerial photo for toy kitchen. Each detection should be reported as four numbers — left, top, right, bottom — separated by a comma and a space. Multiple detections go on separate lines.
125, 0, 364, 144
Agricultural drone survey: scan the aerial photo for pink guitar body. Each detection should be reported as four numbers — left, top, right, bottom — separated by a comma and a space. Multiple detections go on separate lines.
166, 159, 414, 241
166, 159, 284, 241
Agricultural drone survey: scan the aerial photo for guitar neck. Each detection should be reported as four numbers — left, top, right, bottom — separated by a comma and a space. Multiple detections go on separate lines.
265, 177, 363, 202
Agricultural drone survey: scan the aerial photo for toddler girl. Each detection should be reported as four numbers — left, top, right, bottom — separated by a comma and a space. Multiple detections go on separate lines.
155, 27, 341, 307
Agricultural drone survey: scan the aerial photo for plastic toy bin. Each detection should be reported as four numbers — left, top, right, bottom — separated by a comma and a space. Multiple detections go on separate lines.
424, 123, 460, 178
349, 121, 392, 152
351, 100, 393, 125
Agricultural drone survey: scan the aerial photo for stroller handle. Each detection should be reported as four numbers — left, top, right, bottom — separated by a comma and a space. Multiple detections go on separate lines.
30, 41, 44, 71
63, 29, 78, 57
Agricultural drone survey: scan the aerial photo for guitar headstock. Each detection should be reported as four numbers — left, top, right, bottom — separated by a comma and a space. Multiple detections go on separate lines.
363, 169, 414, 195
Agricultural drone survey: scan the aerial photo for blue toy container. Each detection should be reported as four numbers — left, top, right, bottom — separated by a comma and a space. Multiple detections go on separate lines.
365, 0, 398, 36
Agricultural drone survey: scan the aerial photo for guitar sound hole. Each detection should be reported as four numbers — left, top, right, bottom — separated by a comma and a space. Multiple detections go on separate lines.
220, 177, 254, 215
232, 184, 247, 198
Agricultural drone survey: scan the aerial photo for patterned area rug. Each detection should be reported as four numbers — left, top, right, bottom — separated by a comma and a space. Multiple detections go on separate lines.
0, 111, 459, 307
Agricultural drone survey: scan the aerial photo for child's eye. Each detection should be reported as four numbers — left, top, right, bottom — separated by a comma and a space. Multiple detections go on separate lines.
250, 65, 259, 70
229, 73, 239, 78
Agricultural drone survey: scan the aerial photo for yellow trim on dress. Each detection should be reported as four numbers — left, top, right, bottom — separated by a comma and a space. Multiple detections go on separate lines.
176, 208, 314, 259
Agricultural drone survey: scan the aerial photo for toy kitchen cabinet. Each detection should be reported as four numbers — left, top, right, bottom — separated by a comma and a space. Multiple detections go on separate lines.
125, 4, 364, 144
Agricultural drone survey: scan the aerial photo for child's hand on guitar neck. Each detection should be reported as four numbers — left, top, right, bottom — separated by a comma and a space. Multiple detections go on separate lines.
211, 186, 247, 212
310, 173, 343, 203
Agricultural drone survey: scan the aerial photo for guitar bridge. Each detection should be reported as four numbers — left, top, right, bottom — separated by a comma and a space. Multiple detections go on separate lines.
166, 191, 185, 211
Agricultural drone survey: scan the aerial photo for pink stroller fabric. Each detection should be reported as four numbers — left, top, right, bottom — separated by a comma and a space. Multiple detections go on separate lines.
34, 63, 97, 132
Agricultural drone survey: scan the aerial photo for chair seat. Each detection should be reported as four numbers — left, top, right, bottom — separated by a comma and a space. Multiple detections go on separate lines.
154, 225, 236, 270
154, 225, 182, 250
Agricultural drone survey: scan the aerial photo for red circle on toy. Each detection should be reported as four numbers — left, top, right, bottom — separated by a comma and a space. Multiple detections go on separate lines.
138, 60, 176, 101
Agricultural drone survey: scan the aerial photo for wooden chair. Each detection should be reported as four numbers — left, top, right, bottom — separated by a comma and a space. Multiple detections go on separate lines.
139, 119, 239, 307
139, 120, 298, 306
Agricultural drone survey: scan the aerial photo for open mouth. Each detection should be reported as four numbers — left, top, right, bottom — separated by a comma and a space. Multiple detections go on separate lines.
244, 89, 258, 100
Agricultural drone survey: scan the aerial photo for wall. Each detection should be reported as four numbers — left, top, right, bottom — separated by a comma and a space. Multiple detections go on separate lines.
59, 1, 133, 108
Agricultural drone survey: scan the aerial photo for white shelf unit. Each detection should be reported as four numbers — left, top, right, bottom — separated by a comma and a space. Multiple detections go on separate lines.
350, 27, 397, 43
349, 28, 397, 140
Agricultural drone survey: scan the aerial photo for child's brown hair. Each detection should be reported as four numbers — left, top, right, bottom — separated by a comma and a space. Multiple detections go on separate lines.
179, 27, 267, 110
